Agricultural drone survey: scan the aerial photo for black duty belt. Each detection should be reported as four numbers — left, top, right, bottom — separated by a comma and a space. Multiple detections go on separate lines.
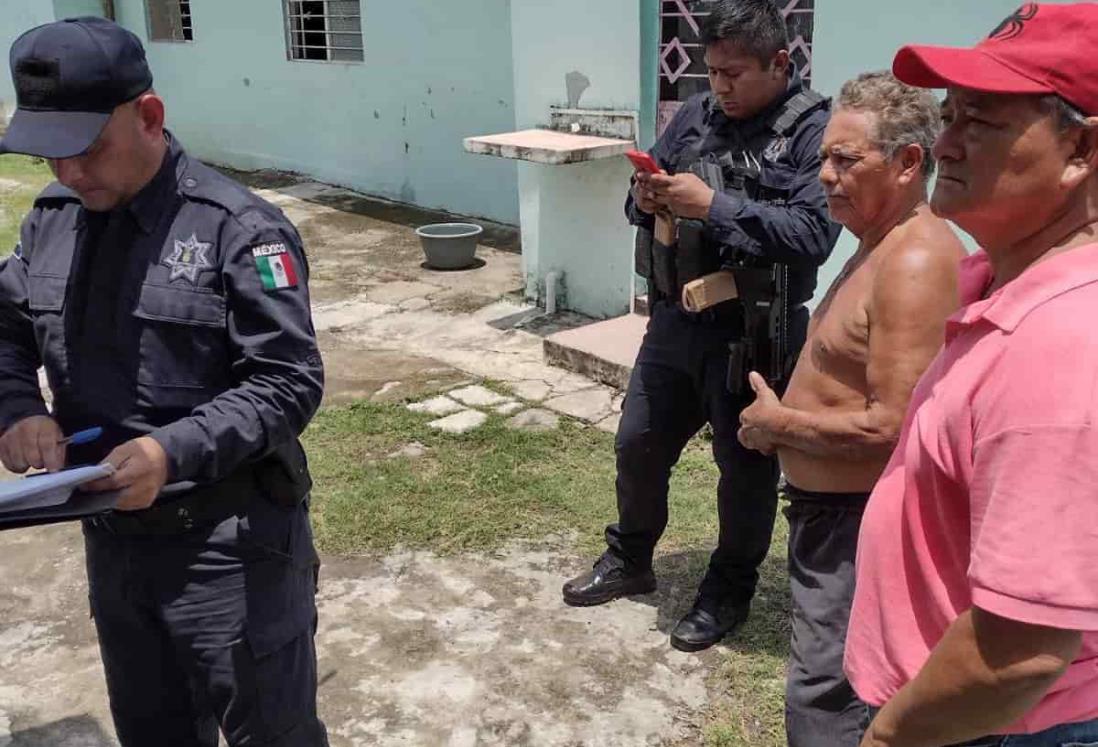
87, 467, 259, 536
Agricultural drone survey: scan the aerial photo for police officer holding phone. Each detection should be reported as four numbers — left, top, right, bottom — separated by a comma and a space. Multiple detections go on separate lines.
563, 0, 840, 652
0, 18, 327, 746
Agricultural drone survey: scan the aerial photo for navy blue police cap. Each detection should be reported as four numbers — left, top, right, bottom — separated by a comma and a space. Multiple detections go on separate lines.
0, 17, 153, 159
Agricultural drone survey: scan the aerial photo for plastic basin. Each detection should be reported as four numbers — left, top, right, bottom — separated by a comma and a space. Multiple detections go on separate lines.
415, 223, 483, 270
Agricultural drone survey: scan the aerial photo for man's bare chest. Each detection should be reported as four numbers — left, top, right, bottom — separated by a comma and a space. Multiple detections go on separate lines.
806, 276, 872, 376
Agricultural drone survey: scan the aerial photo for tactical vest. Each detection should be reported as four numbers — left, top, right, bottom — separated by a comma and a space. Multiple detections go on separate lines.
635, 88, 829, 300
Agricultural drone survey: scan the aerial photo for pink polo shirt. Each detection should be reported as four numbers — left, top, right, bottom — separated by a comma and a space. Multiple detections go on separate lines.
845, 244, 1098, 734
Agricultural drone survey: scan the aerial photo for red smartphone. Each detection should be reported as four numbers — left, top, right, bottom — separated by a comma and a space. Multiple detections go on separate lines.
625, 149, 662, 174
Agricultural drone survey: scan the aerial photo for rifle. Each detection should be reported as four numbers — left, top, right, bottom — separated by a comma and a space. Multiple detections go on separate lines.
683, 156, 791, 396
725, 262, 789, 396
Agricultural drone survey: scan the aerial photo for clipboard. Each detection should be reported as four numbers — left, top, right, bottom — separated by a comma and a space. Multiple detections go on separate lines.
0, 464, 120, 531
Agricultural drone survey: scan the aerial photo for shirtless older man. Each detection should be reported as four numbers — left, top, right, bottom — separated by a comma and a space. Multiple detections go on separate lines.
738, 72, 966, 747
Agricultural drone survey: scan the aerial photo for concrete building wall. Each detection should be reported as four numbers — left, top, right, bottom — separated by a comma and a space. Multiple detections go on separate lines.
52, 0, 107, 19
510, 0, 642, 318
0, 1, 60, 122
809, 0, 1071, 300
2, 2, 1075, 311
105, 0, 520, 224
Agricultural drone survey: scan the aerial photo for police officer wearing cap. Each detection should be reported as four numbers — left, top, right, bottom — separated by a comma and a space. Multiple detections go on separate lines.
0, 17, 328, 746
563, 0, 840, 652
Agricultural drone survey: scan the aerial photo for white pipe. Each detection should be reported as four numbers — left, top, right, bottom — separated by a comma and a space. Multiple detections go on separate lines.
545, 271, 561, 315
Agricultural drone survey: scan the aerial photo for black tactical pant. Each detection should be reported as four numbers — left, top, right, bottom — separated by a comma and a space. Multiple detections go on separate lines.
861, 710, 1098, 746
785, 486, 869, 747
83, 498, 328, 747
605, 299, 803, 605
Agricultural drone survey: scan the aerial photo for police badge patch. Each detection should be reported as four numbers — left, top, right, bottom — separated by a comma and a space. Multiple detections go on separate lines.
163, 233, 213, 284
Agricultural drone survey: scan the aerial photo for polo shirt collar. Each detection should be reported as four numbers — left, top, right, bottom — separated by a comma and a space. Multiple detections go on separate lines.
950, 243, 1098, 333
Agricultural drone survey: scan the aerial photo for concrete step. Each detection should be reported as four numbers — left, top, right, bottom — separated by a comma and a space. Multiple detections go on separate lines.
543, 313, 648, 390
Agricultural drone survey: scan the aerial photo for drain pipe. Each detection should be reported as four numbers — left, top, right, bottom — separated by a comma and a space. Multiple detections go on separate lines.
544, 271, 561, 315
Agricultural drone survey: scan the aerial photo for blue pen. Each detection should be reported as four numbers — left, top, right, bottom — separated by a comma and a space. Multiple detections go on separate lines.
58, 427, 103, 447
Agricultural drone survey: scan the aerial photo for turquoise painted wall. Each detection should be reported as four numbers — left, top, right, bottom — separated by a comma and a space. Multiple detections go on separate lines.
0, 1, 59, 122
52, 0, 106, 18
509, 0, 641, 317
511, 0, 641, 129
108, 0, 519, 224
809, 0, 1071, 302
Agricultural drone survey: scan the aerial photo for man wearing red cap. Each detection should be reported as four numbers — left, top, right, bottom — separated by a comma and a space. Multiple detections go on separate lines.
846, 3, 1098, 746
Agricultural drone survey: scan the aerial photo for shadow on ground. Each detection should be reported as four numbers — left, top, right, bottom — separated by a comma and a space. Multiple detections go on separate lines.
8, 714, 115, 747
215, 165, 521, 254
620, 549, 791, 660
484, 306, 597, 338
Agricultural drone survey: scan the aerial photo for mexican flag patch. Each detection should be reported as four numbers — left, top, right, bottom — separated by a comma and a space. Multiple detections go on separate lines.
252, 242, 298, 291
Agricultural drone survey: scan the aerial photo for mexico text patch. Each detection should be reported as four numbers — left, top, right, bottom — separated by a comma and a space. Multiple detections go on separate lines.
252, 243, 297, 291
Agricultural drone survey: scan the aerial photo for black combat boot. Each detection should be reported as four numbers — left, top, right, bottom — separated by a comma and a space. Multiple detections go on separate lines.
669, 596, 750, 652
562, 551, 657, 607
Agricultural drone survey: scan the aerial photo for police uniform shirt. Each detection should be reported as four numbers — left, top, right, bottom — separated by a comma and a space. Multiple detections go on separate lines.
627, 68, 840, 306
0, 133, 324, 485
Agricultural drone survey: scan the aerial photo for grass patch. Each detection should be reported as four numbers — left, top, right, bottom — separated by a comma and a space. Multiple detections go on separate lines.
303, 398, 725, 557
700, 514, 790, 747
303, 397, 792, 746
0, 156, 53, 254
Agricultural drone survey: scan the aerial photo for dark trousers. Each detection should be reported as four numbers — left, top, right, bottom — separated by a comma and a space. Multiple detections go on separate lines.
83, 498, 329, 747
862, 711, 1098, 746
605, 300, 801, 604
785, 487, 869, 747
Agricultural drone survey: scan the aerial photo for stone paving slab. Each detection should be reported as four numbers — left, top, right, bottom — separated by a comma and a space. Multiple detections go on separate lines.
448, 385, 513, 408
543, 313, 647, 391
596, 413, 623, 435
506, 409, 560, 432
407, 396, 465, 417
316, 299, 620, 426
542, 388, 615, 423
428, 410, 488, 434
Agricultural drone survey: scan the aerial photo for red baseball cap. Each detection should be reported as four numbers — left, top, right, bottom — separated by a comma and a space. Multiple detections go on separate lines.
893, 3, 1098, 115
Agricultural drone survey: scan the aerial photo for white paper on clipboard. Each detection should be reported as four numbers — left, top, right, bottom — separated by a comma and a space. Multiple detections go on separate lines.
0, 464, 116, 513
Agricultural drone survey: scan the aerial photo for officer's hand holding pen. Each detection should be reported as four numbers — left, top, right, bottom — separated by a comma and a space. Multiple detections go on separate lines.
0, 415, 66, 474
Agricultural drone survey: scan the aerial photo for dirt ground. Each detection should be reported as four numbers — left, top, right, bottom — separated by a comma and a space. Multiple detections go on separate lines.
0, 523, 722, 746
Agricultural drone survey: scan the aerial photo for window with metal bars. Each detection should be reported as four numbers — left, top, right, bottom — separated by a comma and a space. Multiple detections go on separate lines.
284, 1, 364, 63
146, 0, 193, 43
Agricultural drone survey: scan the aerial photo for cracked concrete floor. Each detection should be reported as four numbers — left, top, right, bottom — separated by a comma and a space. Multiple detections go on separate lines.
257, 179, 625, 432
0, 178, 705, 745
0, 523, 717, 746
